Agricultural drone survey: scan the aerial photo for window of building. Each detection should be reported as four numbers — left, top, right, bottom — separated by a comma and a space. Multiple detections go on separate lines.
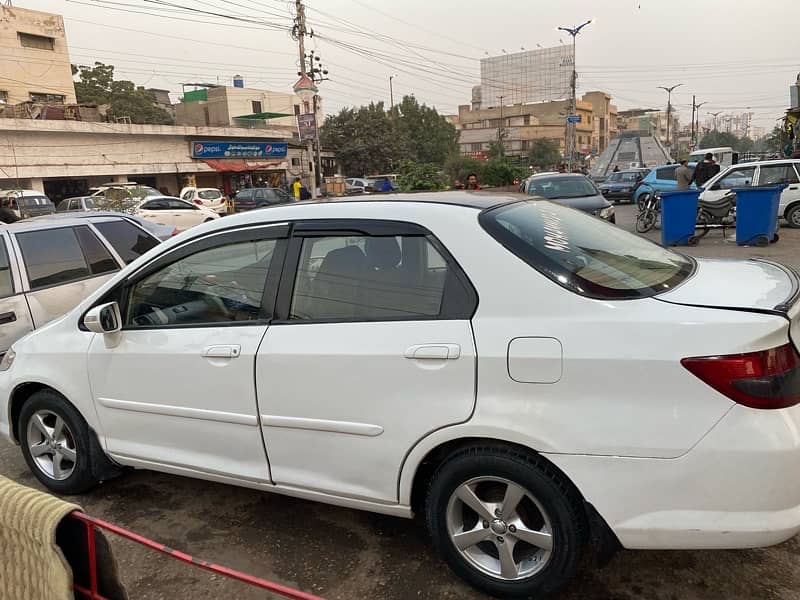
470, 143, 483, 152
291, 157, 301, 166
29, 93, 65, 104
523, 115, 531, 125
251, 100, 263, 114
290, 235, 452, 321
18, 32, 55, 50
126, 239, 277, 327
521, 140, 530, 150
0, 91, 7, 105
293, 104, 301, 116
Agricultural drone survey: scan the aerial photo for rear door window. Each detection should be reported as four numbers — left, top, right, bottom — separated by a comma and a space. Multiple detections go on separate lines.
93, 220, 159, 264
759, 164, 800, 186
480, 200, 694, 299
0, 240, 14, 298
74, 226, 119, 275
16, 227, 92, 289
655, 167, 677, 181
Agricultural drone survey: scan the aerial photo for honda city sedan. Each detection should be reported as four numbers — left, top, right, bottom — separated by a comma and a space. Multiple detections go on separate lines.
3, 193, 800, 598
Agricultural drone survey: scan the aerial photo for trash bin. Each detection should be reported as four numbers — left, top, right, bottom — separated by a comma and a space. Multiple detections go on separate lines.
734, 184, 785, 246
660, 190, 700, 246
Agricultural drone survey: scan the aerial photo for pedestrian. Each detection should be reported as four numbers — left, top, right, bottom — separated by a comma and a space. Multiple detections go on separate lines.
692, 152, 721, 188
612, 165, 620, 173
299, 184, 312, 201
292, 177, 302, 200
453, 179, 465, 190
675, 159, 693, 191
557, 164, 567, 173
465, 173, 481, 190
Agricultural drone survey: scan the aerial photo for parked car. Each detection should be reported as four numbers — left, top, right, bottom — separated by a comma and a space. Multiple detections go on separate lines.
522, 173, 615, 222
698, 159, 800, 227
133, 196, 219, 231
344, 179, 365, 195
180, 187, 228, 215
233, 187, 293, 212
346, 177, 372, 191
632, 164, 697, 206
0, 215, 159, 356
367, 176, 396, 193
599, 169, 650, 203
56, 196, 97, 213
89, 185, 162, 213
33, 211, 177, 241
0, 190, 56, 219
11, 194, 800, 597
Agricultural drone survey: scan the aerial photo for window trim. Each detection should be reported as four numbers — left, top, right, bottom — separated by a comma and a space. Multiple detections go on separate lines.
271, 219, 478, 325
98, 224, 290, 331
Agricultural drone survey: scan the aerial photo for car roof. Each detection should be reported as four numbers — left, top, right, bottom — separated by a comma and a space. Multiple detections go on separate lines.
0, 189, 49, 196
527, 173, 590, 179
728, 158, 800, 168
0, 214, 132, 232
329, 191, 520, 210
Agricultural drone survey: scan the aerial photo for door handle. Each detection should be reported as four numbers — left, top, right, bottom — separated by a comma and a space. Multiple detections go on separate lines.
203, 345, 241, 359
790, 186, 798, 191
404, 344, 461, 360
0, 311, 16, 325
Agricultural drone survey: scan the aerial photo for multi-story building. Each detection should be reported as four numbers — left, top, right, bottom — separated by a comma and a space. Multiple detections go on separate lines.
176, 84, 304, 129
0, 5, 76, 105
581, 91, 618, 154
618, 108, 680, 147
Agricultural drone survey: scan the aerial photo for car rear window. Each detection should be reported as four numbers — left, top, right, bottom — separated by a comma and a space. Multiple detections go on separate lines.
93, 220, 159, 264
480, 200, 694, 299
527, 176, 600, 199
198, 190, 222, 200
20, 196, 51, 207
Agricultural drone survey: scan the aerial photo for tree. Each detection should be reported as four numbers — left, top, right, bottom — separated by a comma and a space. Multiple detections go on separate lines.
393, 95, 459, 165
755, 126, 784, 153
443, 155, 483, 184
320, 102, 400, 175
698, 130, 739, 150
480, 158, 528, 187
73, 62, 174, 125
397, 160, 448, 191
527, 138, 561, 168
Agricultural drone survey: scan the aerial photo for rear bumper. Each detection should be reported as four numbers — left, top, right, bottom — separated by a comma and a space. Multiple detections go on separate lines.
547, 403, 800, 550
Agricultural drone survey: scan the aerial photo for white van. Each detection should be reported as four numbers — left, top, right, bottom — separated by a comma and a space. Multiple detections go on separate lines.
0, 190, 55, 219
689, 147, 737, 168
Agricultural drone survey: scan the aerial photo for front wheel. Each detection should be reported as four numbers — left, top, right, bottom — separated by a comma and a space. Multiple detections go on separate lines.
785, 205, 800, 229
18, 390, 102, 494
636, 209, 656, 233
426, 446, 586, 598
637, 192, 651, 211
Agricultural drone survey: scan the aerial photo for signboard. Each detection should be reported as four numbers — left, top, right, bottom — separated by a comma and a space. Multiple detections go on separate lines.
191, 141, 288, 159
565, 115, 582, 124
297, 113, 317, 141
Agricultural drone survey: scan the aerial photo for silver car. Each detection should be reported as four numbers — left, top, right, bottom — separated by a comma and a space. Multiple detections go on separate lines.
0, 215, 160, 356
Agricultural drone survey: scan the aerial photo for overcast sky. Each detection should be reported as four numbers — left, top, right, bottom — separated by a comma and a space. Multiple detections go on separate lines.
18, 0, 800, 130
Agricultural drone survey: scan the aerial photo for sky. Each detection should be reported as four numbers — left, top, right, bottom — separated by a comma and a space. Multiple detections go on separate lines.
16, 0, 800, 130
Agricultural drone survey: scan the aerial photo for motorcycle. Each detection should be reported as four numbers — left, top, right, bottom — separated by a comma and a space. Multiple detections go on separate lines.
694, 191, 736, 240
635, 191, 660, 233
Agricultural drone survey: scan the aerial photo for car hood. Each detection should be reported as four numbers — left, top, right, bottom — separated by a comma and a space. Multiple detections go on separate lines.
542, 194, 610, 212
656, 258, 798, 313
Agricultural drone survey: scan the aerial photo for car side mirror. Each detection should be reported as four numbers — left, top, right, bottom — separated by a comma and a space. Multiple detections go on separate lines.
84, 301, 122, 334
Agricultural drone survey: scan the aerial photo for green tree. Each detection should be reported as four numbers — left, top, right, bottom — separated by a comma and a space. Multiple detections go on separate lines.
698, 130, 739, 150
754, 126, 784, 153
320, 102, 400, 175
397, 160, 448, 191
480, 158, 528, 187
73, 62, 174, 125
394, 95, 459, 165
527, 138, 562, 168
443, 155, 484, 185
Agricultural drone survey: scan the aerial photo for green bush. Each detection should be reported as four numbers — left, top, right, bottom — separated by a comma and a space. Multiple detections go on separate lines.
397, 161, 448, 192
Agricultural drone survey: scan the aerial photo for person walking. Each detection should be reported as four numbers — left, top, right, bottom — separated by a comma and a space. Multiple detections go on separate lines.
692, 153, 721, 188
292, 177, 302, 200
675, 159, 693, 191
612, 165, 620, 173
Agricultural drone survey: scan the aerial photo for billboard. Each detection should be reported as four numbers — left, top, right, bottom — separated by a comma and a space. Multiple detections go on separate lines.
191, 141, 288, 159
479, 45, 574, 107
297, 113, 317, 141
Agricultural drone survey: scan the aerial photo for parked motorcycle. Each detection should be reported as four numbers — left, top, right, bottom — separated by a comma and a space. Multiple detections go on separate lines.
636, 191, 660, 233
695, 191, 736, 240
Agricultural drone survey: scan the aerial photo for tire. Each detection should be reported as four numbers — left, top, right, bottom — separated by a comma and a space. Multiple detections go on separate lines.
635, 210, 656, 233
425, 446, 586, 599
19, 390, 103, 494
637, 192, 651, 211
785, 205, 800, 229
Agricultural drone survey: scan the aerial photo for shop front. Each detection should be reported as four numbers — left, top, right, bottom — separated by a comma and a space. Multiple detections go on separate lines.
191, 140, 290, 196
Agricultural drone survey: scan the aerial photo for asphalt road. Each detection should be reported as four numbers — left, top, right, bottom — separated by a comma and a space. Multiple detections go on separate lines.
2, 202, 800, 599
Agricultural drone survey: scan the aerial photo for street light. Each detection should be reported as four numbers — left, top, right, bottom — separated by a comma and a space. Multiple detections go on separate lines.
557, 19, 592, 169
389, 74, 397, 111
657, 83, 682, 154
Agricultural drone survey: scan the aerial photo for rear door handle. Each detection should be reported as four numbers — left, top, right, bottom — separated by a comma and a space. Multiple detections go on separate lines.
0, 311, 16, 325
404, 344, 461, 360
203, 345, 241, 359
790, 186, 798, 191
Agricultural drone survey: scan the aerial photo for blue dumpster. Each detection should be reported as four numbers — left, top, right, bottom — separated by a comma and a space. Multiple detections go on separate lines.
734, 185, 784, 246
660, 190, 700, 246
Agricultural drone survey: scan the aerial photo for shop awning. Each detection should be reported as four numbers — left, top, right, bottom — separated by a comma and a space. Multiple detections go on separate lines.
202, 159, 288, 172
232, 112, 293, 120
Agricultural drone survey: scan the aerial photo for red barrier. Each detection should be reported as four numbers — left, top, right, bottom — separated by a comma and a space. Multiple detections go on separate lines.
68, 511, 324, 600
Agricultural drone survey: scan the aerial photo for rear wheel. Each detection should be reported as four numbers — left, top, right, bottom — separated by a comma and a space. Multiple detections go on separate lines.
426, 447, 586, 598
18, 390, 102, 494
785, 205, 800, 229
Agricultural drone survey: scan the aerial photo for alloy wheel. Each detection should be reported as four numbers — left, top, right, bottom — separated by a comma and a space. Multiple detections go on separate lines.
26, 409, 77, 481
791, 209, 800, 228
446, 476, 553, 581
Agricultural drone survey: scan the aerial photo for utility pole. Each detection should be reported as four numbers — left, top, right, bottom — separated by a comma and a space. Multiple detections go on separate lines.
657, 83, 682, 157
293, 0, 316, 198
389, 75, 396, 112
709, 111, 722, 132
693, 100, 706, 148
497, 95, 505, 155
557, 20, 592, 171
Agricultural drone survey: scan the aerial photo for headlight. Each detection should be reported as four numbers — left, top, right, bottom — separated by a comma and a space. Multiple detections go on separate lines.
598, 206, 615, 220
0, 348, 16, 372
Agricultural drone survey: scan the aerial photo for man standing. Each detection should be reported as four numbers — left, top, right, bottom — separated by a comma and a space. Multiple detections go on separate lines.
692, 153, 721, 188
676, 159, 693, 190
292, 177, 302, 200
465, 173, 481, 190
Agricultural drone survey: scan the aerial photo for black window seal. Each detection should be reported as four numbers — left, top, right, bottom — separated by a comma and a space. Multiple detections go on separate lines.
272, 218, 478, 323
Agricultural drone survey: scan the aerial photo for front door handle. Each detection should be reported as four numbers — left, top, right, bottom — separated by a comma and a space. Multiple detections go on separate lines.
203, 345, 241, 359
790, 186, 798, 191
0, 311, 16, 325
404, 344, 461, 360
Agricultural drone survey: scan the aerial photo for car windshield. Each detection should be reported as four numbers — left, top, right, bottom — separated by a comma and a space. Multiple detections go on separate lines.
480, 200, 694, 299
528, 176, 599, 199
20, 196, 51, 206
198, 190, 222, 200
84, 198, 95, 209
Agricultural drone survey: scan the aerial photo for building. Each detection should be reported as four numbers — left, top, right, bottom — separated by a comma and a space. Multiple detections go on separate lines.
618, 108, 680, 147
581, 91, 618, 154
0, 5, 76, 105
456, 98, 594, 161
145, 88, 176, 121
0, 118, 339, 203
176, 85, 303, 129
475, 46, 574, 109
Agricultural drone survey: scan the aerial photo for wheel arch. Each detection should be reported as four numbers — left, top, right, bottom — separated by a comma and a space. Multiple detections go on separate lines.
783, 200, 800, 221
10, 381, 71, 443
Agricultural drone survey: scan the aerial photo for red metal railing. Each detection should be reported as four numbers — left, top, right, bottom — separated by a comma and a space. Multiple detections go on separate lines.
69, 511, 324, 600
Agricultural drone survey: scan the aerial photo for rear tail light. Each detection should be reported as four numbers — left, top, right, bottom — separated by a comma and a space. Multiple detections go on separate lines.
171, 228, 179, 236
682, 343, 800, 409
194, 199, 203, 205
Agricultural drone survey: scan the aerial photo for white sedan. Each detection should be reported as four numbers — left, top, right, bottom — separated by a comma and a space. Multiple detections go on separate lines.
133, 196, 219, 231
2, 193, 800, 598
179, 186, 228, 215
